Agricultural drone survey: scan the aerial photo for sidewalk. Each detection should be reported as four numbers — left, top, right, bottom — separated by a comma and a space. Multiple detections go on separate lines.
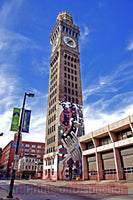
0, 186, 7, 197
34, 179, 133, 193
0, 180, 132, 199
0, 187, 21, 200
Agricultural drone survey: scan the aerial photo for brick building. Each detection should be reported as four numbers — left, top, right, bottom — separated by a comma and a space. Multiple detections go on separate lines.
0, 133, 45, 177
0, 133, 22, 177
0, 148, 2, 164
0, 148, 2, 175
79, 115, 133, 181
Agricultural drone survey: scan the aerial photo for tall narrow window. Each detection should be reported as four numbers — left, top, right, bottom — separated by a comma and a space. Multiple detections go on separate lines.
64, 87, 67, 92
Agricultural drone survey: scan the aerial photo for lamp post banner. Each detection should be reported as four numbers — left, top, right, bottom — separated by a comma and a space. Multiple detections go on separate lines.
22, 109, 31, 133
10, 108, 21, 132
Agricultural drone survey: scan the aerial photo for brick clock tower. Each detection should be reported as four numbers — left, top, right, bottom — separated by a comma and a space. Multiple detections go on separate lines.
43, 11, 85, 180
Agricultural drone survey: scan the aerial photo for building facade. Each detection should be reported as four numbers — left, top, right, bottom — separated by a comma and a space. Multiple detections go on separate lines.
20, 141, 45, 163
0, 133, 22, 177
43, 11, 85, 180
0, 148, 2, 165
0, 148, 3, 176
0, 133, 45, 177
79, 115, 133, 181
17, 155, 43, 179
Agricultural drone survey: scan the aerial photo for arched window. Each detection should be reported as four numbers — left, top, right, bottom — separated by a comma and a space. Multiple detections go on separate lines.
73, 31, 74, 37
64, 54, 67, 59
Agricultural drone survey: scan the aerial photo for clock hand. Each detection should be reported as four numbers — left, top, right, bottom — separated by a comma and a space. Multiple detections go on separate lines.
67, 39, 73, 44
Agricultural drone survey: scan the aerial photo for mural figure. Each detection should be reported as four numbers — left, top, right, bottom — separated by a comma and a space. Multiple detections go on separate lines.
67, 158, 74, 180
58, 101, 84, 180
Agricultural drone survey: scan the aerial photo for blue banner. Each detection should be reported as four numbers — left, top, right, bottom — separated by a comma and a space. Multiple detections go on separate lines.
22, 109, 31, 133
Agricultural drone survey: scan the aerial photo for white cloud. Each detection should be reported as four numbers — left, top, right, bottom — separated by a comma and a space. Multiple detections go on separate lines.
22, 112, 46, 143
83, 62, 133, 101
0, 110, 15, 148
0, 68, 21, 107
0, 70, 21, 148
127, 42, 133, 51
80, 25, 90, 45
84, 102, 133, 135
0, 41, 7, 50
0, 0, 24, 28
0, 0, 42, 59
0, 0, 49, 149
0, 97, 47, 149
0, 111, 46, 149
0, 69, 47, 148
83, 61, 133, 134
32, 57, 50, 76
0, 28, 42, 57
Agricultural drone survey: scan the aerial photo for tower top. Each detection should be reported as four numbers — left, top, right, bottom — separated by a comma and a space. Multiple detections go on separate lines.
56, 11, 73, 24
50, 11, 80, 44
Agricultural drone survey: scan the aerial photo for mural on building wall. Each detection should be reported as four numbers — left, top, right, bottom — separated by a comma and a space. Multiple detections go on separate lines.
58, 100, 85, 180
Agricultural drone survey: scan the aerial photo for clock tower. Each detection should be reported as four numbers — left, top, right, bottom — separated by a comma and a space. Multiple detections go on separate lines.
43, 11, 85, 181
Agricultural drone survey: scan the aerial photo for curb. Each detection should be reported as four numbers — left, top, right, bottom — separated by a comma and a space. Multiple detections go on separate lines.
0, 198, 21, 200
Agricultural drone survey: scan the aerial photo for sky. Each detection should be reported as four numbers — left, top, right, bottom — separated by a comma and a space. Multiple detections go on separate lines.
0, 0, 133, 149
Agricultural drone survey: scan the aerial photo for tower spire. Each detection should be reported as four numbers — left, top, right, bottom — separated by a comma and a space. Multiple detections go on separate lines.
56, 11, 73, 24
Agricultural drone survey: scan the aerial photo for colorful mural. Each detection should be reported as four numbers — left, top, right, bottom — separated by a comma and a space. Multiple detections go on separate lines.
58, 100, 85, 180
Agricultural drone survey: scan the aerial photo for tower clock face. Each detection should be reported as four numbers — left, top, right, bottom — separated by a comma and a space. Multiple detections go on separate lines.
52, 38, 59, 52
63, 36, 76, 48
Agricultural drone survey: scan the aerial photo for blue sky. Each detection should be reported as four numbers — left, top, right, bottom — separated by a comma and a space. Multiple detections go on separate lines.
0, 0, 133, 148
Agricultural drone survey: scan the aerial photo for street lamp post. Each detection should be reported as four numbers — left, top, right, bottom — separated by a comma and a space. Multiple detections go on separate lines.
7, 92, 34, 199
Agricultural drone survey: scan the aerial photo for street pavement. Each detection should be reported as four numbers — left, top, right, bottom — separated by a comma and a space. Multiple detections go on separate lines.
0, 179, 133, 200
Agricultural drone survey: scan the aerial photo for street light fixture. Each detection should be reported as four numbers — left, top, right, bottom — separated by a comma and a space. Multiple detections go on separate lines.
26, 93, 35, 98
7, 92, 34, 199
0, 132, 4, 136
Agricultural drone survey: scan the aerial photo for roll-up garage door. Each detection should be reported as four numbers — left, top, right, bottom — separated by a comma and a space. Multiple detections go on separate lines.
102, 150, 117, 180
87, 154, 97, 180
120, 145, 133, 181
